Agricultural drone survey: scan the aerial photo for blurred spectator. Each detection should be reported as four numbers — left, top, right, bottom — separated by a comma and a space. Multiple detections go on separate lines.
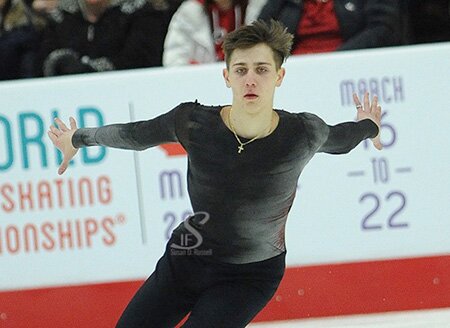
147, 0, 185, 52
148, 0, 184, 16
36, 0, 166, 77
30, 0, 58, 15
258, 0, 401, 55
0, 0, 46, 80
407, 0, 450, 44
163, 0, 267, 66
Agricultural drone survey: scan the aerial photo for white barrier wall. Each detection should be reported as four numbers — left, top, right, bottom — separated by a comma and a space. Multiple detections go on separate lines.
0, 43, 449, 293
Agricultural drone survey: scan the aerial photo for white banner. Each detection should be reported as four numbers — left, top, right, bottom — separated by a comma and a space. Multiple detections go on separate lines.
0, 43, 449, 291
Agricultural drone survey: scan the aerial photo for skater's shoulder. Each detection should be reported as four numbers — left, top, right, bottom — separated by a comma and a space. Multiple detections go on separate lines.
175, 100, 222, 114
276, 109, 323, 125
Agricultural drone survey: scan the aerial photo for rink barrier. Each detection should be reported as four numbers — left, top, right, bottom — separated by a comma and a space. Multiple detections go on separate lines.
0, 254, 448, 327
1, 43, 450, 326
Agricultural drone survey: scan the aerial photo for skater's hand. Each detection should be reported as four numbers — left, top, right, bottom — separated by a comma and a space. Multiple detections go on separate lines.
48, 117, 79, 175
353, 92, 382, 150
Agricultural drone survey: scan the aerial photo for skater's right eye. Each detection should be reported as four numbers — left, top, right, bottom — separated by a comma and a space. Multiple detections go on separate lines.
235, 67, 247, 75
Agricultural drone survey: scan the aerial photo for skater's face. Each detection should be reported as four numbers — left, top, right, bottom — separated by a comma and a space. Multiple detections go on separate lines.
223, 43, 285, 110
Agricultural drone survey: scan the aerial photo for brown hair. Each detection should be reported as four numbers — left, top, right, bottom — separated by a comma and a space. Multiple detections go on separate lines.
222, 19, 294, 69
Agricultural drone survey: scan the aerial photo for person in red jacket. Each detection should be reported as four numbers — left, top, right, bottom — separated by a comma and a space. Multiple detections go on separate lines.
259, 0, 401, 55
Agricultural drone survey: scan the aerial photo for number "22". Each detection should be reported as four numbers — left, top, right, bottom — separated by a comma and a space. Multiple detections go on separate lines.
359, 191, 408, 230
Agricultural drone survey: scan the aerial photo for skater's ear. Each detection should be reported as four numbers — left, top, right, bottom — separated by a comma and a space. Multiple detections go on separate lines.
223, 68, 231, 88
275, 67, 286, 87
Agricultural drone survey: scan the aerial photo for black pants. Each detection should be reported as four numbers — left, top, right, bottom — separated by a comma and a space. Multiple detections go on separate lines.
116, 243, 286, 328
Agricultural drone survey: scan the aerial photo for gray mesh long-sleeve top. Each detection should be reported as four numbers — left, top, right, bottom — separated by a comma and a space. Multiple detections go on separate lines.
72, 102, 378, 264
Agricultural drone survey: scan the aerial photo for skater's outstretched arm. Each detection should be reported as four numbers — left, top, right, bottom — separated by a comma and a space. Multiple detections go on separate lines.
48, 106, 181, 175
301, 92, 382, 154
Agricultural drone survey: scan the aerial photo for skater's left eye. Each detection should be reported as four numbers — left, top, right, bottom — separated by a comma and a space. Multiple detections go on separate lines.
256, 66, 268, 74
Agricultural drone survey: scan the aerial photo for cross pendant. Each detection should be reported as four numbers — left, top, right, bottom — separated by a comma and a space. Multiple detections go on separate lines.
238, 145, 244, 153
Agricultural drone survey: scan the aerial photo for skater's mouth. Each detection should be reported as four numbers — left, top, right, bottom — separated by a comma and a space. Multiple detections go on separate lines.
244, 93, 258, 100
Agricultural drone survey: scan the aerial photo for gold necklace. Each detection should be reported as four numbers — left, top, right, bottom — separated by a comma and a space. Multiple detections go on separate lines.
228, 107, 274, 154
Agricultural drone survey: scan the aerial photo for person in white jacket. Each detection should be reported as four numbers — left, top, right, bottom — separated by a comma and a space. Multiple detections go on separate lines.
163, 0, 267, 66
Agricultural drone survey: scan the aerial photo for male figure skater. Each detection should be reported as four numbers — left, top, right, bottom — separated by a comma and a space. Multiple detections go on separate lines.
48, 20, 382, 328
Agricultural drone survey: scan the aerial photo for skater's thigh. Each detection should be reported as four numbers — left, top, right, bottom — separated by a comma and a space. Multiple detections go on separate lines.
116, 254, 193, 328
182, 281, 278, 328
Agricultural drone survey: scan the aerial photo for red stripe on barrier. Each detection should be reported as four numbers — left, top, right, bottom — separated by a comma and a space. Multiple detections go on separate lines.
253, 254, 450, 322
0, 255, 449, 328
0, 280, 141, 328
